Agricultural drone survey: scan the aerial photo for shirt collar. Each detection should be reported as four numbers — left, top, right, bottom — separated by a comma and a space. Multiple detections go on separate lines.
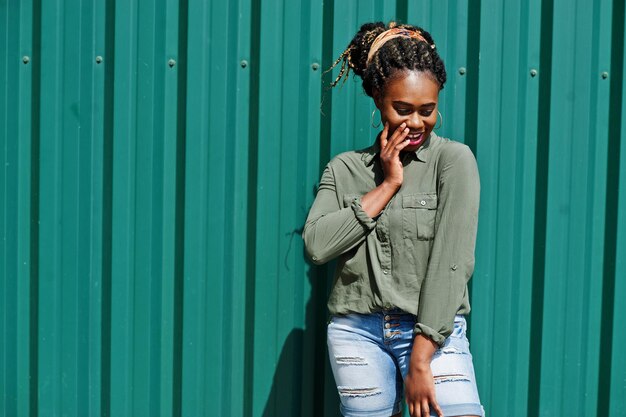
361, 132, 435, 166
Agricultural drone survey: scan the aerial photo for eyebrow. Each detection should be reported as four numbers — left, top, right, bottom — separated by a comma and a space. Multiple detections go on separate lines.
392, 100, 437, 107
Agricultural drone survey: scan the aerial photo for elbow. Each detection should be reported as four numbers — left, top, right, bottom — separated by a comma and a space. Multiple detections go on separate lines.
308, 250, 328, 265
302, 225, 329, 265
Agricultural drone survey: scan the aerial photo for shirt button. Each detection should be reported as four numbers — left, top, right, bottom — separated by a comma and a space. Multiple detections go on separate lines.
420, 200, 426, 206
384, 315, 390, 321
385, 332, 392, 338
385, 323, 391, 329
451, 264, 458, 271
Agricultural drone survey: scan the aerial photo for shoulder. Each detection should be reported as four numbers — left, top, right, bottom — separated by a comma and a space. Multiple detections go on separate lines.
432, 136, 476, 165
327, 145, 375, 169
435, 136, 474, 158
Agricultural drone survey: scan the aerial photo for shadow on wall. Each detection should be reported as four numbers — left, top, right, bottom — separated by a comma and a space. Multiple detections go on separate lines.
261, 236, 341, 417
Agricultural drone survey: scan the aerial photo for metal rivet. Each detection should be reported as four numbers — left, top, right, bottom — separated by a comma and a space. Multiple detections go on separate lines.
168, 59, 176, 68
420, 200, 426, 206
312, 62, 320, 71
602, 71, 609, 79
530, 69, 538, 77
451, 264, 458, 271
240, 60, 248, 68
22, 56, 30, 64
95, 56, 103, 64
458, 67, 466, 75
383, 270, 388, 274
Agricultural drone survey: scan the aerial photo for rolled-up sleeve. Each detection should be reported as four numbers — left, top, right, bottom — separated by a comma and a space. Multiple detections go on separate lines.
303, 163, 376, 265
413, 144, 480, 346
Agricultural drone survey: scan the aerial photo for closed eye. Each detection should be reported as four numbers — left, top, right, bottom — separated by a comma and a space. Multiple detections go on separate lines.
395, 108, 413, 115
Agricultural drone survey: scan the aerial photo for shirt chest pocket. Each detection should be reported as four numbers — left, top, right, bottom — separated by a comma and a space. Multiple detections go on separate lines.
402, 193, 438, 240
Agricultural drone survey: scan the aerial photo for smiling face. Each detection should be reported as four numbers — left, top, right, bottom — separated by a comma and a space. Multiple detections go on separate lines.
374, 70, 440, 152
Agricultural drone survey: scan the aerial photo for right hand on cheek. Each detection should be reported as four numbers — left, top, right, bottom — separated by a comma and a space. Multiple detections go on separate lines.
379, 121, 410, 188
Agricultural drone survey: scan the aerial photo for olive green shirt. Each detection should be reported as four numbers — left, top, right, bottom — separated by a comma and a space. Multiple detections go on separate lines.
303, 132, 480, 346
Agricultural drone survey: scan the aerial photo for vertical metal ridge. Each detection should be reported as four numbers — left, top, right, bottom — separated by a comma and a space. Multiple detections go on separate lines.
109, 0, 140, 413
597, 0, 625, 415
463, 1, 480, 363
155, 0, 180, 413
396, 0, 408, 24
252, 0, 284, 414
36, 0, 65, 414
472, 0, 503, 408
528, 0, 554, 414
463, 0, 480, 205
180, 0, 210, 413
318, 1, 334, 171
608, 3, 626, 409
205, 1, 229, 413
0, 2, 9, 411
229, 0, 246, 409
243, 0, 261, 414
221, 1, 243, 413
100, 0, 116, 415
579, 1, 615, 413
229, 0, 253, 413
172, 0, 187, 414
28, 0, 41, 415
316, 1, 335, 415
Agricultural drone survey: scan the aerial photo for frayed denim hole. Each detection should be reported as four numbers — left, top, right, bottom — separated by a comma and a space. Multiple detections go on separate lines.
433, 373, 470, 385
433, 345, 467, 358
337, 386, 382, 397
334, 356, 367, 366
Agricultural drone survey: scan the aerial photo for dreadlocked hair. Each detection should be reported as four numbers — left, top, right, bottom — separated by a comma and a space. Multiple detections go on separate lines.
327, 21, 447, 96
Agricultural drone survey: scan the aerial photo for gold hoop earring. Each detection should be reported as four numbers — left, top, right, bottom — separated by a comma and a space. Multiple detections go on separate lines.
434, 111, 443, 130
371, 109, 382, 128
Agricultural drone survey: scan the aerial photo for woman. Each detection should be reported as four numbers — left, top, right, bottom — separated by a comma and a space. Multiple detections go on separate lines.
303, 22, 484, 417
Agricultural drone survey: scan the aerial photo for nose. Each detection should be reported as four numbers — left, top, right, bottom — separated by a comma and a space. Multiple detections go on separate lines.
406, 112, 424, 130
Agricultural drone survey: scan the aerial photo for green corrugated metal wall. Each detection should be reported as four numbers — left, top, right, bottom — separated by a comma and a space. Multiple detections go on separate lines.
1, 0, 625, 416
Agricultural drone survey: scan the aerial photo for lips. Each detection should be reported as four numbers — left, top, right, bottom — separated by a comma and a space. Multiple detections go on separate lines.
406, 131, 425, 146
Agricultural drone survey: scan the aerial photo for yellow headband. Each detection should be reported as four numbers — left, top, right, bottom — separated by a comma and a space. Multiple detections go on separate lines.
366, 27, 432, 65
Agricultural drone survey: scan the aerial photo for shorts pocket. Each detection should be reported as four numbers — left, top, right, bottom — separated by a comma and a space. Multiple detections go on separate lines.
402, 193, 438, 240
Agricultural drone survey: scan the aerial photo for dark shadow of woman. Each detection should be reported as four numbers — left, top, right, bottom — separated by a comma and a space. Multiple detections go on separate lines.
261, 238, 341, 417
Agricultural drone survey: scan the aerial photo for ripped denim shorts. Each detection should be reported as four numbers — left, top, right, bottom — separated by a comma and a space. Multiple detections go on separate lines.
327, 309, 485, 417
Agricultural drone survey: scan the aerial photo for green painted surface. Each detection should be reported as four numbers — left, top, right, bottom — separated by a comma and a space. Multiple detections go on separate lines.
1, 1, 625, 416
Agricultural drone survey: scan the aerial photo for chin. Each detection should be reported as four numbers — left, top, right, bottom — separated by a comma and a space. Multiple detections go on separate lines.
402, 144, 421, 153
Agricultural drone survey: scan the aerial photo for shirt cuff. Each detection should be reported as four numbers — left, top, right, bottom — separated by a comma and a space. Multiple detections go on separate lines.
413, 322, 447, 347
350, 197, 377, 230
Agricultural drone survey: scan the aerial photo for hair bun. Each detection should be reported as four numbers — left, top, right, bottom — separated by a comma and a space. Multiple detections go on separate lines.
347, 22, 386, 77
326, 21, 445, 93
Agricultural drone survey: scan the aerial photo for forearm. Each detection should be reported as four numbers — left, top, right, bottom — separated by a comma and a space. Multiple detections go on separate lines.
303, 203, 375, 264
360, 180, 401, 218
304, 122, 408, 264
409, 333, 438, 370
304, 178, 400, 263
